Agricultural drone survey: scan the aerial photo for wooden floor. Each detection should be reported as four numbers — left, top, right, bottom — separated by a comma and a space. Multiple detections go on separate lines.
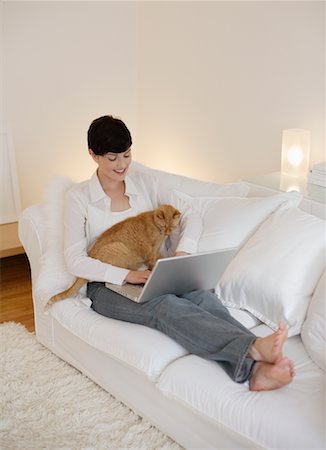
0, 253, 35, 332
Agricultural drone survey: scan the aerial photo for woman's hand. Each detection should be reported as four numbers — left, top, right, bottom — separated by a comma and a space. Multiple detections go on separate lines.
125, 270, 151, 284
174, 251, 189, 257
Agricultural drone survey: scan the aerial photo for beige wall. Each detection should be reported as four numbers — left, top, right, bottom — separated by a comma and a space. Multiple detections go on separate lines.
136, 1, 325, 182
0, 2, 4, 129
3, 1, 139, 207
2, 1, 325, 208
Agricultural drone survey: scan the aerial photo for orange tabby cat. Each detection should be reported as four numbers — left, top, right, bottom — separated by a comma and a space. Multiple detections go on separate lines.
46, 204, 181, 308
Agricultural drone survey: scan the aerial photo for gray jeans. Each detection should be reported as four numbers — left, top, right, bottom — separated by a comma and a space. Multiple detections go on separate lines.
87, 283, 256, 383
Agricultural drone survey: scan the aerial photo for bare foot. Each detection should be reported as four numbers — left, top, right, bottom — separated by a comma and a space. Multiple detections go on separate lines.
248, 321, 288, 364
249, 357, 295, 391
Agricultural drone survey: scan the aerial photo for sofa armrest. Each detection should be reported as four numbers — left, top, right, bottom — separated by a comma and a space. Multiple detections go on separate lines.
18, 204, 45, 284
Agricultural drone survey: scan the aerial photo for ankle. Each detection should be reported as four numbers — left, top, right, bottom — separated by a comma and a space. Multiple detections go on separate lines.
248, 338, 260, 360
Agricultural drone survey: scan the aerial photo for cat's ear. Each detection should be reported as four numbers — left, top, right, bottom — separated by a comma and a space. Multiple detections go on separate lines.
172, 210, 181, 228
173, 210, 181, 220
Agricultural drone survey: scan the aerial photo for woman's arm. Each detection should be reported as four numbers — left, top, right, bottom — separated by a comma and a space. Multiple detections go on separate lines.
63, 189, 130, 285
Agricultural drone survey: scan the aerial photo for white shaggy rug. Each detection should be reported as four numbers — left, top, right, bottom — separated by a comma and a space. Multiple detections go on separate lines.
0, 322, 182, 450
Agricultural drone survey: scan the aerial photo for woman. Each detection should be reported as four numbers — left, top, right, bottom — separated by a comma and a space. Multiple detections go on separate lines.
63, 115, 295, 391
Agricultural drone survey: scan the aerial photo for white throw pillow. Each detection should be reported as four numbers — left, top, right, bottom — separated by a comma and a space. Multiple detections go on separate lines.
301, 271, 326, 370
194, 192, 302, 251
35, 177, 76, 308
167, 191, 301, 256
216, 207, 326, 336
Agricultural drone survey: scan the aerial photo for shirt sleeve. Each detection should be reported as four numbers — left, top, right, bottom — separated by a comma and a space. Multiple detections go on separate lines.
145, 174, 203, 254
63, 189, 129, 286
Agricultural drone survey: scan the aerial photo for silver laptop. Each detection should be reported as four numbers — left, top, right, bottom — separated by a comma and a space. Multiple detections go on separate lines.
105, 248, 236, 303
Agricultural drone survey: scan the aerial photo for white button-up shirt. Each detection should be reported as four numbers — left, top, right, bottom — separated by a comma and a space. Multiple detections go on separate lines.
63, 169, 202, 286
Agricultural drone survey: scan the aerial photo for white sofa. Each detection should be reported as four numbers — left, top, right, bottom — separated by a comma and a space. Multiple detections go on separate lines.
19, 162, 326, 449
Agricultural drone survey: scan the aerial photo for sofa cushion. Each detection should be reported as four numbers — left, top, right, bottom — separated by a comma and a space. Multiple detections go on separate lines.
168, 191, 301, 255
36, 177, 75, 308
50, 296, 260, 382
194, 192, 301, 251
157, 328, 325, 449
50, 298, 188, 382
216, 207, 326, 336
301, 270, 326, 371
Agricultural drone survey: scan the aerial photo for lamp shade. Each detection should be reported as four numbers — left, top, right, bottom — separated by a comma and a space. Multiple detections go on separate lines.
281, 129, 310, 177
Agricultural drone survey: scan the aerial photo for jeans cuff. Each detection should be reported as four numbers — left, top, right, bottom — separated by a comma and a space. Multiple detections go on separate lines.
234, 336, 256, 383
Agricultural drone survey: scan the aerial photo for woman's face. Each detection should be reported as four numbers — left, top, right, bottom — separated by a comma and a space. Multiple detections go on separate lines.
90, 148, 132, 182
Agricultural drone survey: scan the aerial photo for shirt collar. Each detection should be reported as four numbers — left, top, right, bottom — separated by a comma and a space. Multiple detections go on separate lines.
124, 174, 138, 197
89, 170, 138, 203
89, 171, 106, 203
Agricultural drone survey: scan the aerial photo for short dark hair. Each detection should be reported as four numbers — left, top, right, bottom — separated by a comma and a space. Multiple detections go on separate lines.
87, 115, 132, 155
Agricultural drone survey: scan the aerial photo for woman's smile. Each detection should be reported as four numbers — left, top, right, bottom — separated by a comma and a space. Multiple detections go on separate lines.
114, 168, 127, 176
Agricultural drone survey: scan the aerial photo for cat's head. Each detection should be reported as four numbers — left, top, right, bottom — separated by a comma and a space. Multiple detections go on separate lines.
154, 204, 181, 235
